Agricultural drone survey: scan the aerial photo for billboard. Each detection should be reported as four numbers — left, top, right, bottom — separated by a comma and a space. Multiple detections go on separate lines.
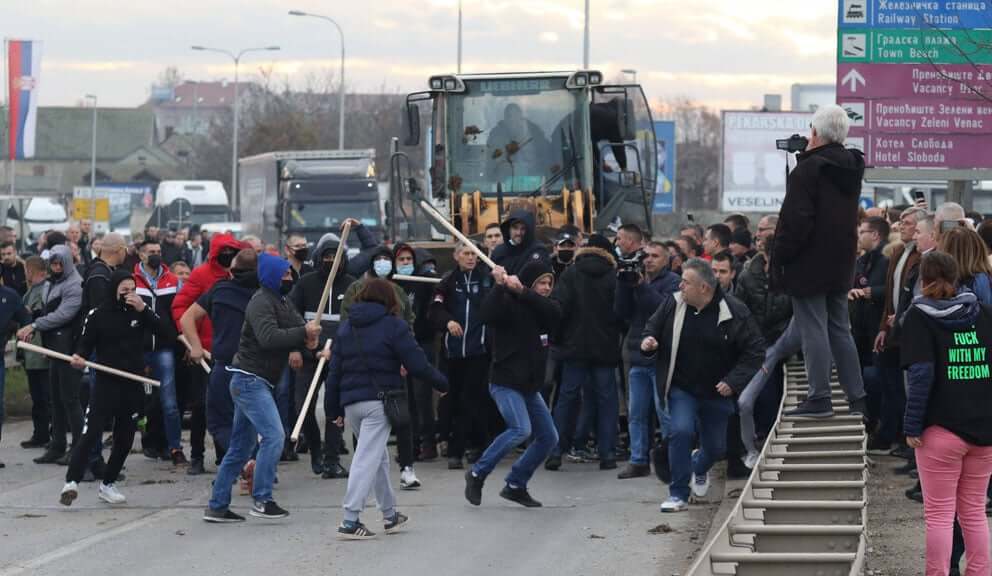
652, 120, 676, 213
720, 111, 813, 212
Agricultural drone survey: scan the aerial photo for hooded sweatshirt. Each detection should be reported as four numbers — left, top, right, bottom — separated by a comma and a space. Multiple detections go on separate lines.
552, 245, 621, 364
901, 291, 992, 445
289, 232, 356, 360
392, 242, 437, 343
770, 143, 865, 297
491, 209, 550, 275
171, 233, 243, 352
231, 254, 308, 385
76, 269, 168, 375
196, 265, 257, 365
35, 245, 84, 352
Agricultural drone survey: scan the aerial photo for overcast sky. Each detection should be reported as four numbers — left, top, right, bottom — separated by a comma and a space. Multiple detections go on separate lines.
3, 0, 837, 111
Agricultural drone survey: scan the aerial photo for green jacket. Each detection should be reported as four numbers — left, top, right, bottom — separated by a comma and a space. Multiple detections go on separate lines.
23, 283, 48, 370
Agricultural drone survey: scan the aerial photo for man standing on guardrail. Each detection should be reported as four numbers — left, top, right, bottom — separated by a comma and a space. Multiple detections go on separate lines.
641, 258, 764, 512
770, 104, 868, 419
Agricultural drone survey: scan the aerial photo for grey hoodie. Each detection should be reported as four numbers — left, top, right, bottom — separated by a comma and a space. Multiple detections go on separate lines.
35, 244, 83, 332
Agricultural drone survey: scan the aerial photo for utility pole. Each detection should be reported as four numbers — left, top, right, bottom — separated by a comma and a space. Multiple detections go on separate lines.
583, 0, 590, 68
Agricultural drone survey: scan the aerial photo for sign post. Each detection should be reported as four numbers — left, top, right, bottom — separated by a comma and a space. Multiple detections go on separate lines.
836, 0, 992, 206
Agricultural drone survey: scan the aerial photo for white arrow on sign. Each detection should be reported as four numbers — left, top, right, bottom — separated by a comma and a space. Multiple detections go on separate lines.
842, 69, 866, 93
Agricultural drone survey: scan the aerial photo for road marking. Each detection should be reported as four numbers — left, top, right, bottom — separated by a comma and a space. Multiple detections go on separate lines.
0, 506, 183, 576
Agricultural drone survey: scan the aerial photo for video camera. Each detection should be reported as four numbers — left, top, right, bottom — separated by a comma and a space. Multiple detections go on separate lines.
776, 134, 809, 154
617, 250, 646, 285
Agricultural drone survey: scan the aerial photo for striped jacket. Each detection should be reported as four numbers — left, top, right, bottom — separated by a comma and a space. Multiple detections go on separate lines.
134, 263, 179, 351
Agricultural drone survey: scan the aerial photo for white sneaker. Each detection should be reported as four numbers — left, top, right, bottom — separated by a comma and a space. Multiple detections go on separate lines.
691, 471, 710, 499
60, 481, 78, 506
743, 450, 760, 470
660, 497, 688, 513
399, 466, 420, 490
98, 482, 126, 504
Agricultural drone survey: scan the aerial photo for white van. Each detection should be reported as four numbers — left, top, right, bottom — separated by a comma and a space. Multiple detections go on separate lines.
147, 180, 233, 230
6, 197, 69, 240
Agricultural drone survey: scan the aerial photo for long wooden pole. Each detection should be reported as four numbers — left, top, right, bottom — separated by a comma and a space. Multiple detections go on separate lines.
417, 199, 497, 269
290, 339, 332, 443
177, 334, 212, 374
392, 274, 441, 284
17, 341, 160, 387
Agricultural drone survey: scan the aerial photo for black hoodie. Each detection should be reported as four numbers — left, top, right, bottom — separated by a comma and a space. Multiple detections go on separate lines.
76, 269, 169, 375
289, 232, 357, 362
771, 143, 865, 297
551, 246, 621, 364
392, 242, 436, 342
491, 209, 550, 275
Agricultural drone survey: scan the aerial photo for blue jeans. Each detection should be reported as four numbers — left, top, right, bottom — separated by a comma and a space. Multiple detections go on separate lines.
553, 361, 618, 460
145, 349, 180, 451
628, 365, 669, 465
473, 385, 558, 488
206, 362, 235, 454
208, 371, 284, 510
668, 386, 735, 502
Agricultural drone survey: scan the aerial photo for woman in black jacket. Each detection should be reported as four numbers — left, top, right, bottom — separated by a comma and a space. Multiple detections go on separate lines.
60, 269, 171, 507
326, 279, 447, 540
464, 261, 561, 508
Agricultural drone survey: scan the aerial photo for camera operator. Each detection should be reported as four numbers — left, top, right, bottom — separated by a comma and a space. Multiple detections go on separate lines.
614, 241, 679, 480
615, 224, 644, 259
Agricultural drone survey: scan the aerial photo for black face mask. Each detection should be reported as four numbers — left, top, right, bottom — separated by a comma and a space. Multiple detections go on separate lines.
279, 279, 294, 296
557, 249, 575, 263
294, 248, 310, 262
321, 260, 335, 276
216, 250, 237, 268
232, 268, 258, 289
146, 254, 162, 271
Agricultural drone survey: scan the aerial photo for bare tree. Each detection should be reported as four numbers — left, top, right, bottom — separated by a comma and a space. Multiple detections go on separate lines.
654, 98, 721, 210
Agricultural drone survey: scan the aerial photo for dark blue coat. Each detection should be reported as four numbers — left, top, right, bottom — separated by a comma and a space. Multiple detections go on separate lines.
429, 267, 493, 359
614, 269, 679, 367
199, 279, 254, 365
325, 302, 447, 418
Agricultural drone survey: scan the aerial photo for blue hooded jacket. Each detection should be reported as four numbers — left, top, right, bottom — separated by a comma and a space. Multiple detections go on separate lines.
325, 302, 447, 418
258, 253, 290, 294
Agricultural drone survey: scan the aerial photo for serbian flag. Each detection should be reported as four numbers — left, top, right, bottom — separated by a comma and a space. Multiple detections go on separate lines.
7, 39, 42, 160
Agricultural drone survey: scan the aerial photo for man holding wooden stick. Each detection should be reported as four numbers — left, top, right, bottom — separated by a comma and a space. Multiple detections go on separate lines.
60, 270, 172, 506
288, 231, 356, 478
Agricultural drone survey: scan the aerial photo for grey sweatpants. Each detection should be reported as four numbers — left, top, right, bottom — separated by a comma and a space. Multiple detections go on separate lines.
739, 318, 801, 453
341, 401, 396, 523
792, 291, 866, 404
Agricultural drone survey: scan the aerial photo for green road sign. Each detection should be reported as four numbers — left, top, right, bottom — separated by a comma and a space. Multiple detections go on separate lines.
839, 29, 992, 64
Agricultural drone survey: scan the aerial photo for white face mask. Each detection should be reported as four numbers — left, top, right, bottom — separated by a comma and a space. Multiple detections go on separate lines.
397, 263, 415, 276
373, 259, 393, 278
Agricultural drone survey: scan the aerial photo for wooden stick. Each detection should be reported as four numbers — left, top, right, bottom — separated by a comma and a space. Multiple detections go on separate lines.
313, 222, 351, 327
177, 334, 212, 374
17, 341, 160, 387
418, 199, 498, 269
392, 274, 441, 284
290, 339, 332, 443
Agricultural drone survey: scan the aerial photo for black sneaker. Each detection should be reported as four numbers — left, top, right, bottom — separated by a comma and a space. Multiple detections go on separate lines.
337, 520, 376, 540
652, 444, 671, 484
187, 458, 206, 476
465, 449, 481, 464
906, 484, 923, 503
849, 397, 867, 419
34, 448, 66, 464
280, 444, 299, 462
0, 460, 4, 469
142, 447, 163, 461
783, 398, 834, 419
890, 445, 913, 459
544, 454, 561, 471
310, 453, 324, 476
171, 449, 189, 466
384, 512, 409, 534
21, 437, 48, 449
867, 436, 892, 455
726, 457, 750, 479
250, 500, 289, 519
55, 452, 71, 466
500, 485, 542, 508
893, 460, 917, 475
321, 462, 349, 479
447, 457, 464, 470
464, 470, 484, 506
203, 508, 246, 523
599, 459, 617, 471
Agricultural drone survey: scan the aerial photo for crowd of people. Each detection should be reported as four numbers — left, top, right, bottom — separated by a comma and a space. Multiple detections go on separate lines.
0, 104, 989, 567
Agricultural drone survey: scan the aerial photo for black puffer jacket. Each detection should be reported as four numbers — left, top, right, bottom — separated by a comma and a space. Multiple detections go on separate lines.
552, 246, 621, 364
734, 252, 792, 344
771, 143, 864, 297
491, 209, 550, 275
481, 283, 561, 394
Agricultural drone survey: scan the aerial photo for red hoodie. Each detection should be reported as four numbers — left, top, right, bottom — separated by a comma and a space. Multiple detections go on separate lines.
171, 233, 244, 351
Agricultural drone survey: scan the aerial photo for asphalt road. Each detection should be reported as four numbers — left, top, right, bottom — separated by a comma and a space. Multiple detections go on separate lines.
0, 418, 721, 576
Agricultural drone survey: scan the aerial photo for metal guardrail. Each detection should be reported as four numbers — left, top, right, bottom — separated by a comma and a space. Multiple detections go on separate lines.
685, 361, 868, 576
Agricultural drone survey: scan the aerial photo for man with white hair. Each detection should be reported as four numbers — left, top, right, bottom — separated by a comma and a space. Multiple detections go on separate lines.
770, 104, 868, 419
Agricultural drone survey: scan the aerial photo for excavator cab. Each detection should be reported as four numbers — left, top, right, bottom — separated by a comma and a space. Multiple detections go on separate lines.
390, 71, 657, 243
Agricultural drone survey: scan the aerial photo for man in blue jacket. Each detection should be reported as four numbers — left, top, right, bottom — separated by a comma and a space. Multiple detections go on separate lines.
614, 240, 679, 479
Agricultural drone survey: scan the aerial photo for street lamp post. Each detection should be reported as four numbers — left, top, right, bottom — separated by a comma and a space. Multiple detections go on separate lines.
583, 0, 590, 68
191, 45, 280, 211
457, 0, 463, 73
85, 94, 98, 221
289, 10, 346, 150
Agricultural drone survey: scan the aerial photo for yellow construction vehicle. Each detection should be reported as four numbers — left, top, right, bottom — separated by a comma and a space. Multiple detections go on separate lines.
389, 70, 658, 243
